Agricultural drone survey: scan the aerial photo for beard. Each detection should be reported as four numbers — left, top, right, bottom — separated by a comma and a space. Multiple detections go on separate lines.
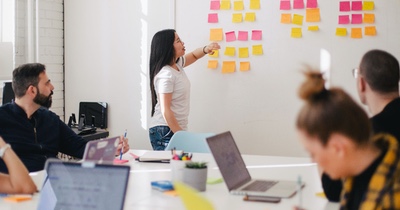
33, 90, 53, 109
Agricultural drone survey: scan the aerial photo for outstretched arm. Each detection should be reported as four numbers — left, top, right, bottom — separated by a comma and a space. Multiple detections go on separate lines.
184, 42, 221, 67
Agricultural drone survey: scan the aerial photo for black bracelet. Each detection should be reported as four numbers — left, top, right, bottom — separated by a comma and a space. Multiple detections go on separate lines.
203, 46, 207, 54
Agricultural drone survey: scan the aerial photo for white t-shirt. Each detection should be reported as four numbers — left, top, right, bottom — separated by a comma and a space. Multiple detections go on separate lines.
149, 57, 191, 130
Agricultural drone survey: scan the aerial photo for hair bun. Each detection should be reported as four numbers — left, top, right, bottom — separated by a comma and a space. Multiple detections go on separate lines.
298, 70, 326, 101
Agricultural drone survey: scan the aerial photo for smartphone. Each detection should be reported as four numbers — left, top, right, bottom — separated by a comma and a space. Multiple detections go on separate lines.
243, 195, 281, 203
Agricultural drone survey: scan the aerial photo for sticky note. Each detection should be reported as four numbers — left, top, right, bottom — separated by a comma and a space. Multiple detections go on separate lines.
351, 28, 362, 38
174, 182, 215, 210
208, 50, 219, 58
210, 28, 223, 41
281, 13, 291, 23
208, 13, 218, 23
244, 12, 256, 22
351, 14, 363, 24
232, 13, 243, 23
234, 1, 244, 10
315, 192, 326, 198
365, 26, 376, 36
306, 8, 320, 22
164, 190, 179, 197
225, 31, 236, 42
338, 15, 350, 24
352, 1, 362, 11
249, 0, 260, 10
293, 0, 304, 9
335, 28, 347, 36
207, 60, 218, 69
340, 1, 350, 12
224, 47, 236, 56
292, 14, 304, 26
308, 26, 319, 31
4, 195, 32, 202
129, 152, 139, 159
238, 31, 248, 41
113, 159, 129, 164
251, 30, 262, 40
240, 62, 250, 71
252, 45, 263, 55
306, 0, 318, 8
220, 0, 231, 10
291, 28, 302, 38
363, 13, 375, 24
210, 1, 220, 10
222, 61, 236, 73
280, 0, 291, 10
238, 47, 249, 58
206, 177, 224, 184
363, 1, 374, 10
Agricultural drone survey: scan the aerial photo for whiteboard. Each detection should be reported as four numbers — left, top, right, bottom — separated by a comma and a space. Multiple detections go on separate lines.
175, 0, 400, 156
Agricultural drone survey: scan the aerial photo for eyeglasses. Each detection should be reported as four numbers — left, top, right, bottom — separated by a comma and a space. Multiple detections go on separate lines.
352, 68, 359, 79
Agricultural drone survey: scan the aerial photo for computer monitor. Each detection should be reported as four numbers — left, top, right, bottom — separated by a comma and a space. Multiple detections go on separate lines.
79, 102, 108, 128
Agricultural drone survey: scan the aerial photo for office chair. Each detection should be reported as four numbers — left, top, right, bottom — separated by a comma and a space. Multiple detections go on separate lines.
2, 82, 14, 104
165, 131, 215, 153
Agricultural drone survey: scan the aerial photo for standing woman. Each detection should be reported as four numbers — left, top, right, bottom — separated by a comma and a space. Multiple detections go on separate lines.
149, 29, 220, 150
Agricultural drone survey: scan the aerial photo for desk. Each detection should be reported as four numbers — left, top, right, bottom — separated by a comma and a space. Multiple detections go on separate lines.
80, 128, 109, 141
0, 150, 340, 210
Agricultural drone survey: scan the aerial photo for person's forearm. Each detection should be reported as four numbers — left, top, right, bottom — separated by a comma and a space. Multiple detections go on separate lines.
162, 110, 182, 133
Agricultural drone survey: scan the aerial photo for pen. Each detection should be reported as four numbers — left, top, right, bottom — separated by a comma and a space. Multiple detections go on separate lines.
297, 175, 302, 209
120, 130, 127, 160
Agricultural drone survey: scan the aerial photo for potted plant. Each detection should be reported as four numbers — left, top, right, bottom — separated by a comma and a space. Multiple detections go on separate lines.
182, 162, 208, 191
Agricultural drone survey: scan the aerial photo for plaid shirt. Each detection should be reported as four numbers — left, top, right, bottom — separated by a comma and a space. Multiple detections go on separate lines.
340, 134, 400, 210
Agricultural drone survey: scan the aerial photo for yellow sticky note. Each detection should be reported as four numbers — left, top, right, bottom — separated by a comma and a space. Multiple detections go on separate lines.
210, 28, 223, 41
224, 47, 235, 56
315, 192, 326, 198
240, 62, 250, 71
174, 182, 215, 210
220, 0, 231, 10
306, 8, 320, 22
363, 1, 374, 10
335, 28, 347, 36
291, 28, 302, 38
308, 26, 319, 31
363, 13, 375, 24
244, 12, 256, 22
234, 1, 244, 10
292, 14, 304, 26
232, 13, 243, 23
351, 28, 362, 39
252, 45, 263, 55
238, 47, 249, 58
249, 0, 260, 10
207, 60, 218, 69
365, 26, 377, 36
222, 61, 236, 73
208, 50, 219, 58
281, 13, 291, 24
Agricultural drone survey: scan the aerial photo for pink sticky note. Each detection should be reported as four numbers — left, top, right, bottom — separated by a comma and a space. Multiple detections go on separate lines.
340, 1, 350, 12
208, 13, 218, 23
338, 15, 350, 24
210, 1, 220, 10
280, 0, 291, 10
225, 31, 236, 42
293, 0, 304, 9
306, 0, 317, 8
238, 31, 248, 41
251, 30, 262, 40
352, 1, 362, 11
113, 159, 129, 164
351, 14, 363, 24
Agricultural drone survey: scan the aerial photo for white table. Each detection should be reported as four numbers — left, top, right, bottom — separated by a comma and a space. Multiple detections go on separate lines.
0, 150, 340, 210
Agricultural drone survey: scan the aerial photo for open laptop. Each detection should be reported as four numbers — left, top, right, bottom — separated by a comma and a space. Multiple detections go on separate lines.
82, 136, 120, 163
206, 131, 303, 198
37, 159, 130, 210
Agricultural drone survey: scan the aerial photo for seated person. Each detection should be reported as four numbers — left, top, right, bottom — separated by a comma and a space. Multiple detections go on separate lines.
0, 136, 37, 194
296, 70, 400, 209
0, 63, 130, 173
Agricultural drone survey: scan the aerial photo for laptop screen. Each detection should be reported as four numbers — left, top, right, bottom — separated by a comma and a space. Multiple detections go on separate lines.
206, 131, 252, 191
37, 160, 130, 210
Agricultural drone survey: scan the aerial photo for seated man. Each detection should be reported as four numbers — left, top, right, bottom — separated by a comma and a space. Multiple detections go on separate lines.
0, 63, 130, 172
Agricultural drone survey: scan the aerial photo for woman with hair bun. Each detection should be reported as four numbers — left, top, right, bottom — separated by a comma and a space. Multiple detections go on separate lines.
296, 69, 400, 209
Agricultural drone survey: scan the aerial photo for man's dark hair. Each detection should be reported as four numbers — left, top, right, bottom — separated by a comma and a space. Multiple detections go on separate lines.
12, 63, 46, 98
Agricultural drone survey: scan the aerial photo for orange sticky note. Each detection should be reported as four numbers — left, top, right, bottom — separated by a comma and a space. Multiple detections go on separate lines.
281, 13, 291, 23
365, 26, 376, 36
351, 28, 362, 39
4, 195, 33, 202
306, 8, 320, 22
363, 13, 375, 24
210, 28, 223, 41
164, 190, 179, 197
240, 62, 250, 71
207, 60, 218, 69
222, 61, 236, 73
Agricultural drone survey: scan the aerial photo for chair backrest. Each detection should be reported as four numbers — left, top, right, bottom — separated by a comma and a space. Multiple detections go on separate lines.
2, 81, 14, 104
165, 131, 215, 153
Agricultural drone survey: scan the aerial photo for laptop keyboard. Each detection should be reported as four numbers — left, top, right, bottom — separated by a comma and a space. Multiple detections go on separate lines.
242, 180, 278, 192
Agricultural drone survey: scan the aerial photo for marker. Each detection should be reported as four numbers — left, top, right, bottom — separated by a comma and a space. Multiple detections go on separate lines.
120, 130, 127, 160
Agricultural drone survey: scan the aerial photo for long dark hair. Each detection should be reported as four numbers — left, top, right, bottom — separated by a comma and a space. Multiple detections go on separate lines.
149, 29, 176, 116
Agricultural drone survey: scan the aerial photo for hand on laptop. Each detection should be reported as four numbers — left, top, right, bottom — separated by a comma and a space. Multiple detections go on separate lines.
115, 135, 130, 156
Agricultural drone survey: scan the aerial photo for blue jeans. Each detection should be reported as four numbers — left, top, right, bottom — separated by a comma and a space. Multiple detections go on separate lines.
149, 126, 174, 151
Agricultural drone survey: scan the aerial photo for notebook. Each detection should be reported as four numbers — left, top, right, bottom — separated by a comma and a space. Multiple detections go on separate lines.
37, 159, 130, 210
136, 151, 173, 163
82, 136, 119, 163
206, 131, 303, 198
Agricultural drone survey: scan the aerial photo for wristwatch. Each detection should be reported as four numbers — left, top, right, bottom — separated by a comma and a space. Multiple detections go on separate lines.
0, 144, 11, 158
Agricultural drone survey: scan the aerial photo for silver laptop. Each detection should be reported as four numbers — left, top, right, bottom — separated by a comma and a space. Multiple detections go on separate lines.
206, 131, 303, 198
82, 136, 119, 163
37, 159, 130, 210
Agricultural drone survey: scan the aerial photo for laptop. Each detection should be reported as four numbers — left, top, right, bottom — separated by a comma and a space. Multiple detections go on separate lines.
37, 159, 130, 210
206, 131, 303, 198
82, 136, 120, 163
